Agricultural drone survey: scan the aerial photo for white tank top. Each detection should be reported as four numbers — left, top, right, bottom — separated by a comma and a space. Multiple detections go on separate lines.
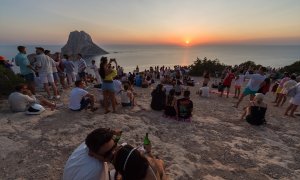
121, 91, 131, 103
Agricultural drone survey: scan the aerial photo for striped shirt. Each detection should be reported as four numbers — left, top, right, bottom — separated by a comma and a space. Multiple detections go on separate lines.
78, 58, 87, 73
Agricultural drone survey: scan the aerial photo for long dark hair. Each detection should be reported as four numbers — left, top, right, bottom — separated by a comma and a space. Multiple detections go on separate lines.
113, 145, 149, 180
167, 89, 175, 106
155, 84, 163, 93
99, 57, 108, 79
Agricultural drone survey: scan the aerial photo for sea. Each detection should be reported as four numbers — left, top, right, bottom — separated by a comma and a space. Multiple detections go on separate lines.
1, 44, 299, 73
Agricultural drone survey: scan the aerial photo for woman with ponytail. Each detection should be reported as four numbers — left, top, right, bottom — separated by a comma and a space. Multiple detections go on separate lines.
241, 93, 268, 125
112, 144, 167, 180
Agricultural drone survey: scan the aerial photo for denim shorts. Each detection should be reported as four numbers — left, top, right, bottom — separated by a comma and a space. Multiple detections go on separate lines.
102, 81, 115, 92
53, 72, 59, 81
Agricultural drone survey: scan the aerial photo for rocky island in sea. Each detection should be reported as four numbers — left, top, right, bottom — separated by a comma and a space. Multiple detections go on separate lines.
61, 30, 108, 58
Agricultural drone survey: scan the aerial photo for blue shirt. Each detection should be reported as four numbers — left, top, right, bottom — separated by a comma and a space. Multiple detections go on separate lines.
15, 53, 33, 75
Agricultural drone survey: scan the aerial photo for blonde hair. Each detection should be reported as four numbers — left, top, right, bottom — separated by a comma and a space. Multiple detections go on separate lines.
255, 93, 264, 104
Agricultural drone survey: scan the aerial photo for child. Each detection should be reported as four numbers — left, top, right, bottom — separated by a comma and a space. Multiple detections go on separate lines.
121, 84, 134, 107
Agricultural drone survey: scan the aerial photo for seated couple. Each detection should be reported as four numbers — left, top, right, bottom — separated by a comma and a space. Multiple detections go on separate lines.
162, 88, 193, 122
63, 128, 167, 180
8, 84, 62, 114
69, 80, 97, 112
241, 93, 267, 126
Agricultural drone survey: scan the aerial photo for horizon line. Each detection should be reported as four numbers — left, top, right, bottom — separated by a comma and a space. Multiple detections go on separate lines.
1, 43, 300, 46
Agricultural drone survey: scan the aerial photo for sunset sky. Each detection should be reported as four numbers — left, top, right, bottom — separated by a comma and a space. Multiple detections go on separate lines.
1, 0, 300, 46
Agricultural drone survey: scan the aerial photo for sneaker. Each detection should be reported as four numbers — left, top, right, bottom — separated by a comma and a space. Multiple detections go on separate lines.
55, 103, 64, 108
55, 95, 61, 99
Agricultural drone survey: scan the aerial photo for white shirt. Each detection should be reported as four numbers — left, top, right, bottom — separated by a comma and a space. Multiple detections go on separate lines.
69, 87, 88, 110
35, 53, 53, 74
200, 86, 210, 97
51, 59, 59, 73
90, 64, 98, 73
283, 79, 297, 90
235, 74, 245, 86
63, 143, 105, 180
113, 80, 122, 95
121, 91, 131, 103
163, 85, 173, 95
8, 92, 36, 112
245, 73, 266, 91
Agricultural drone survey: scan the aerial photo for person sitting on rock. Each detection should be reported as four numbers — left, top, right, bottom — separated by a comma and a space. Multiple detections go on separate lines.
120, 84, 135, 107
241, 93, 267, 125
197, 83, 210, 97
176, 90, 193, 122
8, 84, 61, 113
151, 84, 166, 111
68, 80, 97, 112
164, 89, 177, 118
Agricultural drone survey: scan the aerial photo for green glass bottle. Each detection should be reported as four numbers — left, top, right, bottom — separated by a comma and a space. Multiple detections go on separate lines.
143, 133, 151, 145
114, 131, 122, 143
143, 133, 152, 155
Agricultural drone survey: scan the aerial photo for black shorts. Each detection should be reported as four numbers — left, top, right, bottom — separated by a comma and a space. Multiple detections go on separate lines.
71, 98, 91, 111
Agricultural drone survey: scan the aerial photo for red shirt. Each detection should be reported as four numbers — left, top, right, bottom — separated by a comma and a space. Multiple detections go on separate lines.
223, 73, 235, 86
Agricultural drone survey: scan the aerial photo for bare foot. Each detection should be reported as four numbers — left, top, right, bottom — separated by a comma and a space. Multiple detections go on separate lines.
104, 110, 111, 114
274, 104, 279, 107
289, 114, 296, 118
284, 113, 289, 116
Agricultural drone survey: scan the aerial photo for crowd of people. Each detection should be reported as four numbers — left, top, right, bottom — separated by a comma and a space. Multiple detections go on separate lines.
2, 45, 300, 179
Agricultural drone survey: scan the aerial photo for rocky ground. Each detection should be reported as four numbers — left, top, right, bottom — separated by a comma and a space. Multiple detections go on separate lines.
0, 78, 300, 179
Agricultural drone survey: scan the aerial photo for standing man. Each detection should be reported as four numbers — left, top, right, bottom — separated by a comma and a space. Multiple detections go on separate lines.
77, 53, 87, 82
63, 54, 76, 87
15, 46, 36, 94
220, 69, 235, 98
90, 60, 101, 84
234, 66, 266, 108
35, 47, 60, 99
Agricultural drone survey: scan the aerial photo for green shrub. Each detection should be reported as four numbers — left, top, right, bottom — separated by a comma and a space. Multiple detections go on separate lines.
0, 65, 25, 97
279, 61, 300, 75
189, 57, 227, 77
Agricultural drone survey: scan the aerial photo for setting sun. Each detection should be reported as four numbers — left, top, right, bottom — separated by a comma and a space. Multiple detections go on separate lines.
185, 40, 190, 44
